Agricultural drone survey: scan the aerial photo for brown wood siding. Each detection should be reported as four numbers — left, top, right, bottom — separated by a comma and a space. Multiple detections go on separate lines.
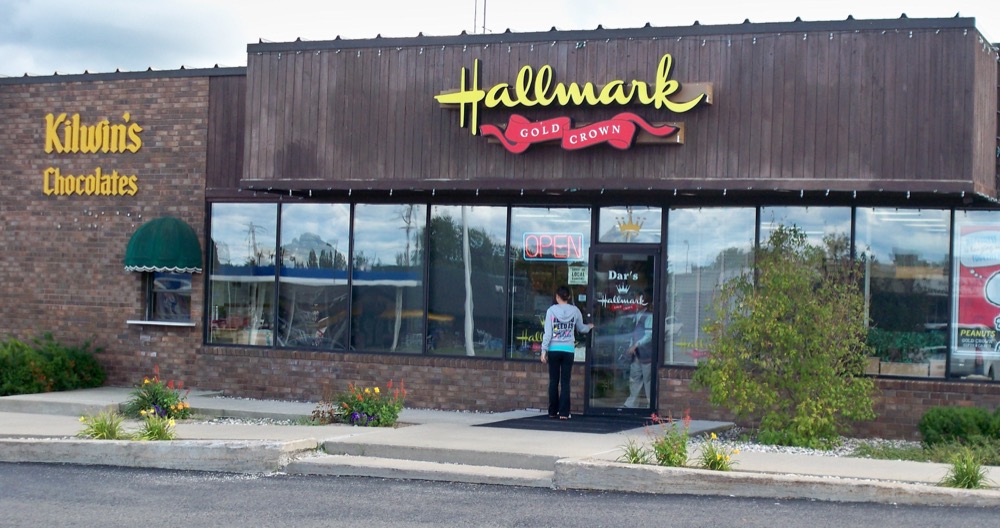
242, 22, 995, 197
972, 34, 1000, 196
206, 75, 246, 192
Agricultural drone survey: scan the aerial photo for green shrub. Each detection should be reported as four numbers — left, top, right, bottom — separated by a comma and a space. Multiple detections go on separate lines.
939, 447, 992, 489
0, 334, 105, 396
692, 226, 876, 448
918, 406, 996, 446
77, 410, 131, 440
121, 365, 192, 419
311, 380, 406, 427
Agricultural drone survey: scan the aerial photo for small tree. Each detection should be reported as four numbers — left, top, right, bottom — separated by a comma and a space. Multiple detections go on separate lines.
692, 225, 876, 448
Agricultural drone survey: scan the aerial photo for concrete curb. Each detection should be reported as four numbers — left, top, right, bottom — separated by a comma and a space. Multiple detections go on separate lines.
554, 458, 1000, 507
288, 454, 554, 488
0, 438, 319, 474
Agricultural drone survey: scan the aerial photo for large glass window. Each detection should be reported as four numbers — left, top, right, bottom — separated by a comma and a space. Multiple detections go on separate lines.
857, 208, 950, 377
760, 206, 851, 250
665, 208, 755, 365
951, 210, 1000, 381
598, 206, 662, 243
208, 203, 278, 346
509, 207, 591, 360
351, 204, 426, 354
427, 206, 508, 358
277, 203, 350, 350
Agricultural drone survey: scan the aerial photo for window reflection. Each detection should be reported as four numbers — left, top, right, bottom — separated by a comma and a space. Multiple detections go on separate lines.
277, 204, 350, 351
427, 206, 508, 358
760, 206, 850, 249
857, 208, 950, 378
150, 272, 192, 322
208, 203, 278, 346
665, 208, 755, 365
509, 207, 591, 360
351, 204, 426, 354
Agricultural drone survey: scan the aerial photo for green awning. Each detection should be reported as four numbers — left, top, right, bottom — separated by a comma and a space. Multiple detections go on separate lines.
124, 216, 203, 273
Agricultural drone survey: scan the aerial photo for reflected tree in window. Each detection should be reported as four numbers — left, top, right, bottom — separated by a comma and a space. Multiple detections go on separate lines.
428, 206, 507, 357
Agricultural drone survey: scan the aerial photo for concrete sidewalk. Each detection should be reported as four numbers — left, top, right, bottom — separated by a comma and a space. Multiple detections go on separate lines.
2, 387, 999, 507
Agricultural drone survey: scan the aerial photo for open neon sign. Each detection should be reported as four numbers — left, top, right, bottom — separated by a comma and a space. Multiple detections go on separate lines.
523, 232, 585, 261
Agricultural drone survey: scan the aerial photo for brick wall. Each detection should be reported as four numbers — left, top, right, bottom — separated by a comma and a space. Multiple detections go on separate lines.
0, 75, 209, 385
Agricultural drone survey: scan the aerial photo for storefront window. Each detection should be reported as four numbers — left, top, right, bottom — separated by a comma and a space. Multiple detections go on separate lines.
857, 208, 950, 377
276, 203, 350, 351
951, 211, 1000, 381
760, 206, 851, 250
598, 206, 662, 243
149, 272, 192, 322
351, 204, 426, 354
665, 208, 755, 365
508, 207, 591, 360
427, 206, 508, 358
207, 203, 278, 346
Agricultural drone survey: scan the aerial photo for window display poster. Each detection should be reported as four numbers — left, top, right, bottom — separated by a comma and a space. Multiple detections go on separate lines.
957, 226, 1000, 348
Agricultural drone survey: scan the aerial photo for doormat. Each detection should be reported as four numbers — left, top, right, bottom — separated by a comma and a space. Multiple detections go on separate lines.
476, 414, 652, 434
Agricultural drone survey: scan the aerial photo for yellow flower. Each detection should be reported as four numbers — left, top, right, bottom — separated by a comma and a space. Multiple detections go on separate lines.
710, 432, 717, 440
143, 378, 150, 384
374, 387, 380, 394
140, 409, 147, 417
733, 449, 741, 455
364, 388, 371, 394
168, 419, 176, 427
716, 453, 722, 460
79, 416, 86, 422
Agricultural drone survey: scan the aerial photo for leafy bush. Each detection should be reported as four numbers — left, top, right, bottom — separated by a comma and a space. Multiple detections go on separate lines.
311, 379, 406, 427
121, 365, 192, 419
0, 334, 105, 396
692, 226, 876, 448
918, 406, 997, 446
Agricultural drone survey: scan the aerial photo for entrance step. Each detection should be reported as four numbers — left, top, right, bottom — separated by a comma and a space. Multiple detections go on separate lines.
320, 440, 559, 471
286, 454, 554, 488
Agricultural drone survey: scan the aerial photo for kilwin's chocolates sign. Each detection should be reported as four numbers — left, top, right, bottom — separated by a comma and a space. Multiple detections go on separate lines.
435, 53, 711, 153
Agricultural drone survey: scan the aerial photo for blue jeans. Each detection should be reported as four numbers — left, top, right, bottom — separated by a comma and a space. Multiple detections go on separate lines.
547, 351, 574, 417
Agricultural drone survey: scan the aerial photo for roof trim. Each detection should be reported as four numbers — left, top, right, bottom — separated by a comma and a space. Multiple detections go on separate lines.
248, 16, 980, 53
0, 65, 245, 86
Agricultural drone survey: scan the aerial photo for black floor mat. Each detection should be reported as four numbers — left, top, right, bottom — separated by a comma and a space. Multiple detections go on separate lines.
476, 414, 652, 434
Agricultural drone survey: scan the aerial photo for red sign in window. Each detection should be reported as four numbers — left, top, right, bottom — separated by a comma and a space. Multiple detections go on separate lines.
522, 232, 585, 261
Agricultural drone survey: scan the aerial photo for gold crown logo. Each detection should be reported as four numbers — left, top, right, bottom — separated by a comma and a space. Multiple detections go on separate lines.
616, 209, 645, 242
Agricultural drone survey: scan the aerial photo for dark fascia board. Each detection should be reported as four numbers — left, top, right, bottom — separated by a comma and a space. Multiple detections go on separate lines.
0, 65, 246, 86
248, 16, 980, 54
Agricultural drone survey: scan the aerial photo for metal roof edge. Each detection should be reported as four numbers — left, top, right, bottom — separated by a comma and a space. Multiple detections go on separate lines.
0, 65, 246, 86
247, 16, 979, 53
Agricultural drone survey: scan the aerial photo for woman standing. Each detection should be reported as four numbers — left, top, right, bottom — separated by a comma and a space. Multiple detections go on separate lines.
540, 286, 594, 420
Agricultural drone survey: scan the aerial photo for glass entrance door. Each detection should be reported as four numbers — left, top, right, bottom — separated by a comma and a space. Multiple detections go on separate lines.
586, 250, 658, 416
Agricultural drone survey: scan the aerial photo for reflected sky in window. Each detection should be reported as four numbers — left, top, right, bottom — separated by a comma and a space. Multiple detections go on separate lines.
667, 208, 755, 272
354, 204, 426, 268
856, 208, 950, 265
211, 203, 277, 265
760, 206, 850, 247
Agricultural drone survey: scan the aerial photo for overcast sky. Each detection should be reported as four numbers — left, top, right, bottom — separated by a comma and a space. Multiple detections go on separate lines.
2, 0, 997, 77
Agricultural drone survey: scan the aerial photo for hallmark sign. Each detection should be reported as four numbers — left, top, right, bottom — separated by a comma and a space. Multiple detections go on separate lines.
435, 53, 711, 153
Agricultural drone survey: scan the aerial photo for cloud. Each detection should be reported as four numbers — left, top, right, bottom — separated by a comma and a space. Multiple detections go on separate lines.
0, 0, 242, 75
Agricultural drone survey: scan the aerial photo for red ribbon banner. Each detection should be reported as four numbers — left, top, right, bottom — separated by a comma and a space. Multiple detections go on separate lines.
479, 112, 679, 154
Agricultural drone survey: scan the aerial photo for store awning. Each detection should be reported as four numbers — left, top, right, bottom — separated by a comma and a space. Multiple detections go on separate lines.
124, 216, 203, 273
